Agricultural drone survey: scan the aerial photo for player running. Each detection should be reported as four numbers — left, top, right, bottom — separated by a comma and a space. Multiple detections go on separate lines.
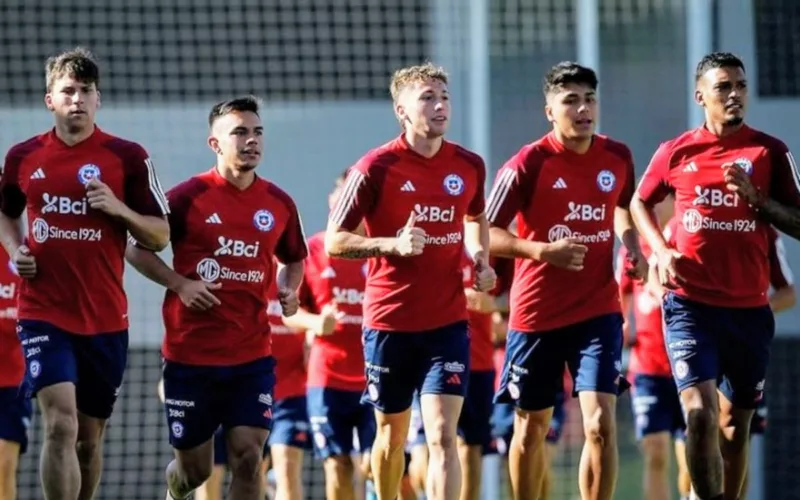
631, 52, 800, 500
487, 61, 644, 500
326, 62, 496, 500
282, 172, 374, 500
268, 280, 312, 500
0, 47, 170, 499
125, 96, 307, 500
618, 197, 690, 500
0, 245, 28, 500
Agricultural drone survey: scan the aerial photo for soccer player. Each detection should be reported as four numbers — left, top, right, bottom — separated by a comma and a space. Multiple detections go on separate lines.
618, 196, 690, 500
268, 281, 312, 500
282, 172, 374, 500
125, 96, 307, 500
0, 47, 171, 499
0, 245, 28, 500
325, 62, 496, 500
631, 51, 800, 500
487, 61, 644, 500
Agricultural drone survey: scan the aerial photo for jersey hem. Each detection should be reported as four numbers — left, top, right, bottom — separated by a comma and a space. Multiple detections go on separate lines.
508, 306, 621, 333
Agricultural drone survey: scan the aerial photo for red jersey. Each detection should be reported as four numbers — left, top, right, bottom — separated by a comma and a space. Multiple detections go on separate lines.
486, 132, 635, 332
301, 232, 367, 392
0, 128, 169, 334
330, 136, 486, 332
618, 234, 671, 377
160, 168, 308, 366
636, 125, 800, 307
0, 253, 22, 388
268, 282, 307, 401
461, 254, 494, 372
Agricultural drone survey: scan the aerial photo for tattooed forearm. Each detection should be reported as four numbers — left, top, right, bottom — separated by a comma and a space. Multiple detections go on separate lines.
755, 197, 800, 241
324, 231, 398, 260
335, 248, 386, 259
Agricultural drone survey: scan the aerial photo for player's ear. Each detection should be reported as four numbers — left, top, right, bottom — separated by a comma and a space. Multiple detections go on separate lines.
96, 90, 102, 109
394, 101, 406, 126
44, 93, 54, 112
207, 136, 221, 155
544, 103, 554, 123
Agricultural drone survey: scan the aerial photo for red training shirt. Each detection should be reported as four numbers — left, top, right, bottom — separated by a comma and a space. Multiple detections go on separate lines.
268, 281, 307, 401
160, 168, 308, 366
0, 127, 170, 334
486, 132, 635, 332
0, 250, 22, 388
330, 135, 486, 332
301, 232, 367, 392
636, 125, 800, 307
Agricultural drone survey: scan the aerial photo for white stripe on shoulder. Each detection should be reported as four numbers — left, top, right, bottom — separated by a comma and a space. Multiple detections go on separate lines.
486, 167, 516, 224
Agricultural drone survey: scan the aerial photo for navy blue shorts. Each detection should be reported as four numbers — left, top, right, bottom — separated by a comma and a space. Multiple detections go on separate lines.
307, 387, 375, 459
662, 293, 774, 410
489, 391, 566, 455
162, 356, 276, 451
458, 370, 494, 448
267, 395, 312, 450
18, 319, 127, 419
362, 321, 470, 414
0, 387, 32, 453
495, 313, 627, 411
212, 426, 270, 465
630, 374, 685, 441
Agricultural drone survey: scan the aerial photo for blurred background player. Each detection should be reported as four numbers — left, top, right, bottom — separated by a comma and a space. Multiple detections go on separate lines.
125, 96, 307, 500
631, 52, 800, 500
0, 242, 28, 500
487, 61, 644, 500
326, 62, 495, 500
618, 195, 691, 500
269, 279, 312, 500
282, 172, 375, 500
0, 47, 170, 499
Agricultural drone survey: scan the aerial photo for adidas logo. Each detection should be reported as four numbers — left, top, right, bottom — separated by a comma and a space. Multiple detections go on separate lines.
205, 213, 222, 224
30, 168, 45, 180
552, 177, 567, 189
400, 180, 416, 192
683, 162, 698, 173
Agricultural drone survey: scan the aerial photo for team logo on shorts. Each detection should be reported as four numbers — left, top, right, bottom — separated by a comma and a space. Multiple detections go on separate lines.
507, 382, 520, 400
29, 360, 41, 378
171, 421, 184, 438
596, 170, 616, 192
733, 157, 754, 176
77, 164, 101, 185
314, 431, 327, 450
443, 174, 465, 196
253, 209, 275, 232
367, 383, 379, 401
674, 360, 689, 380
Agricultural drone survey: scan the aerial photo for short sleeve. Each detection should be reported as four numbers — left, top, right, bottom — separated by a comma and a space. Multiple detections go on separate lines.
768, 142, 800, 208
768, 228, 794, 289
636, 142, 674, 205
276, 198, 309, 264
117, 142, 170, 217
0, 149, 27, 219
329, 161, 379, 231
468, 159, 487, 217
487, 157, 530, 229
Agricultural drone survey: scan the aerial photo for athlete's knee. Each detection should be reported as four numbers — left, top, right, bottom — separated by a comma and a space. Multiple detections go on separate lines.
581, 397, 617, 447
375, 414, 410, 452
179, 458, 213, 490
43, 407, 78, 445
75, 438, 101, 466
324, 456, 355, 486
0, 444, 19, 482
513, 409, 551, 450
425, 423, 458, 453
227, 444, 263, 480
641, 435, 670, 472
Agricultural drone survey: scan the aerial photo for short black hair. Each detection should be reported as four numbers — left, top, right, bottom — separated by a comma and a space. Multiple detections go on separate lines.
208, 95, 261, 127
695, 52, 745, 82
45, 47, 100, 92
543, 62, 598, 96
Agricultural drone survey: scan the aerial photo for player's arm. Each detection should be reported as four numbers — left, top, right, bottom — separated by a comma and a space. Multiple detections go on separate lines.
731, 145, 800, 241
614, 155, 646, 278
767, 231, 797, 313
274, 196, 309, 316
124, 241, 190, 292
0, 150, 28, 255
325, 166, 407, 259
616, 249, 635, 346
630, 144, 674, 255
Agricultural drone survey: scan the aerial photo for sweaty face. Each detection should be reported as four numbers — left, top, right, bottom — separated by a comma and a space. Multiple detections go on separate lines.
545, 83, 597, 141
396, 79, 450, 139
45, 74, 100, 133
697, 67, 747, 126
210, 111, 264, 171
